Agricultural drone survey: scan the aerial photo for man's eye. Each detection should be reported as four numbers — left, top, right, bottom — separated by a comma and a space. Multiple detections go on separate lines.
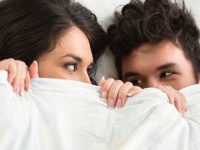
64, 64, 76, 71
87, 66, 93, 74
160, 72, 173, 78
130, 79, 144, 85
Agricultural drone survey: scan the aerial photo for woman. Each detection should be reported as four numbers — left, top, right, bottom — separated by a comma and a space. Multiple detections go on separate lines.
0, 0, 141, 108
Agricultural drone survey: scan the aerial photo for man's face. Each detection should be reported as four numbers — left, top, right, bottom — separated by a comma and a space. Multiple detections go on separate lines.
122, 40, 199, 90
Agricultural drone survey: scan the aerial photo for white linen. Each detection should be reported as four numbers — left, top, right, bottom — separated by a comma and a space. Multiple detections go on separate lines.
0, 70, 200, 150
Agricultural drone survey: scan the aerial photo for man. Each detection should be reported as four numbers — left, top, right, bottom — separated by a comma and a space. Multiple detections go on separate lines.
107, 0, 200, 115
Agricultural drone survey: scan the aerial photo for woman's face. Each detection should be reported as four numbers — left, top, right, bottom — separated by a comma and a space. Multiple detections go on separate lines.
37, 26, 93, 84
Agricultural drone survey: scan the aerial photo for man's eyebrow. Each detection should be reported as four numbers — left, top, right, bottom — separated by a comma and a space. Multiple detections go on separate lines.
156, 63, 177, 71
123, 63, 177, 80
124, 72, 139, 80
61, 54, 82, 62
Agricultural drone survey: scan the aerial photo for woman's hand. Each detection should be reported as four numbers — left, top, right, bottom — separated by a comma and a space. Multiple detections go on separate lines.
0, 58, 38, 95
99, 77, 141, 109
157, 85, 187, 117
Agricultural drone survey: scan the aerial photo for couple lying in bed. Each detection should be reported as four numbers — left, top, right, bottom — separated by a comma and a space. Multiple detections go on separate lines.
0, 0, 200, 115
0, 0, 200, 149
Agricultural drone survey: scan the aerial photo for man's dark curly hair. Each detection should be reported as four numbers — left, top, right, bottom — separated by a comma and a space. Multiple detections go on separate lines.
107, 0, 200, 80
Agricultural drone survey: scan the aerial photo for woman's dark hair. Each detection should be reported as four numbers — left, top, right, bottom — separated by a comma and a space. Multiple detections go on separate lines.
108, 0, 200, 80
0, 0, 107, 80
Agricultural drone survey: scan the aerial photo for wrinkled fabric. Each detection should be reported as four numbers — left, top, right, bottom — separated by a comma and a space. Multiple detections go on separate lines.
0, 70, 200, 150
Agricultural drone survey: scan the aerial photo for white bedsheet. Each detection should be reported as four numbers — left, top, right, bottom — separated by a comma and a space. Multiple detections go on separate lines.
0, 70, 200, 150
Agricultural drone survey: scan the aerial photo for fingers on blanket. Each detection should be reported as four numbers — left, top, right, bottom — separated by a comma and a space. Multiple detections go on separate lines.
0, 59, 39, 96
99, 77, 142, 109
157, 85, 187, 117
0, 58, 28, 96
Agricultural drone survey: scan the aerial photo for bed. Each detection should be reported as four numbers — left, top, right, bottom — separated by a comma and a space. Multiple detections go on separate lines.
1, 0, 200, 149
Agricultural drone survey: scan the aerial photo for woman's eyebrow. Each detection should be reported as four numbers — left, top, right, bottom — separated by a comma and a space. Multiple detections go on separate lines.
61, 54, 94, 67
124, 72, 139, 80
61, 54, 82, 62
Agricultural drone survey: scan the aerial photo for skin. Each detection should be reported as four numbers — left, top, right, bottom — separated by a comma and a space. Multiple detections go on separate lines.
0, 26, 141, 108
121, 40, 200, 115
37, 26, 93, 83
122, 40, 198, 89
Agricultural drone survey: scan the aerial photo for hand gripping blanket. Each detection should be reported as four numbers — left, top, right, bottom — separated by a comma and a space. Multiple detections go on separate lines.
0, 70, 200, 150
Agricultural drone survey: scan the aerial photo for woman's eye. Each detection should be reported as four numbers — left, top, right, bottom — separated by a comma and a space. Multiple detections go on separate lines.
160, 72, 173, 78
64, 64, 76, 71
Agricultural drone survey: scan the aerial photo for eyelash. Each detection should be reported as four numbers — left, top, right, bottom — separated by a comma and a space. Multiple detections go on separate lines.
64, 63, 77, 71
128, 72, 175, 85
63, 63, 94, 74
130, 79, 143, 86
160, 72, 174, 78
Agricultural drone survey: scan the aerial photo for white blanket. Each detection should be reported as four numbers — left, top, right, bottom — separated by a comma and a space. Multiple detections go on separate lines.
0, 70, 200, 150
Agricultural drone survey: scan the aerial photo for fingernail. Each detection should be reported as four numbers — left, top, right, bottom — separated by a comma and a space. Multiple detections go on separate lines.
100, 76, 105, 82
127, 90, 134, 97
15, 86, 19, 96
20, 88, 24, 96
99, 76, 106, 86
33, 60, 37, 66
108, 99, 115, 109
28, 82, 31, 91
182, 111, 185, 118
116, 99, 122, 109
101, 91, 107, 99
